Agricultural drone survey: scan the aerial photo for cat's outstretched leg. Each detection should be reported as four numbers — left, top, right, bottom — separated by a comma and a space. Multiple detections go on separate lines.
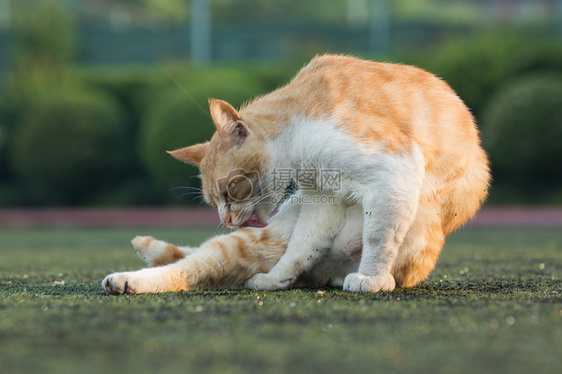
103, 228, 288, 295
343, 149, 425, 292
132, 236, 197, 267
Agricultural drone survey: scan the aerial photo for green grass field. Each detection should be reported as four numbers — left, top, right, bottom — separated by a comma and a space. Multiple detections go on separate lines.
1, 226, 561, 374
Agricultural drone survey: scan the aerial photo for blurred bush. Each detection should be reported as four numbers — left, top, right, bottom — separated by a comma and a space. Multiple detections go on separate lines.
137, 68, 265, 204
9, 91, 126, 205
80, 68, 163, 203
81, 67, 162, 132
422, 33, 562, 119
481, 74, 562, 203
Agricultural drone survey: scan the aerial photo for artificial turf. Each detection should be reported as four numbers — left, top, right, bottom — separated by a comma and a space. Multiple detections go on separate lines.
0, 226, 561, 374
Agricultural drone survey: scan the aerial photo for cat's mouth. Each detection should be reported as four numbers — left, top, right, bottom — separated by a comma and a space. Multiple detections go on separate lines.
239, 213, 268, 228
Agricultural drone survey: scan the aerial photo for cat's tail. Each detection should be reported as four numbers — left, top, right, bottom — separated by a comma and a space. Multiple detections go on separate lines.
437, 148, 491, 236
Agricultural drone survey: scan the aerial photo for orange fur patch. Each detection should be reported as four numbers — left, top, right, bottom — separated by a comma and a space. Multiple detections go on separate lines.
152, 244, 186, 267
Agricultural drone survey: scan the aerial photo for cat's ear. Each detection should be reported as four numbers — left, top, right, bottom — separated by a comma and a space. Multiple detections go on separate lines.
167, 142, 209, 166
208, 98, 248, 142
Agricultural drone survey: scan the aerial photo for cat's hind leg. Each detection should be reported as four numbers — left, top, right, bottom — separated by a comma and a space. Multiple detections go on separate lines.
132, 236, 197, 267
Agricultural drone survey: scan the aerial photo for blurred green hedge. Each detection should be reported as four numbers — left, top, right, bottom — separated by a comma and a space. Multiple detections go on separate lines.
482, 74, 562, 203
9, 91, 126, 205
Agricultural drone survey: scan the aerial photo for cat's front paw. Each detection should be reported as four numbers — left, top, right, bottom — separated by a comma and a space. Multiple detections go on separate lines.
343, 272, 396, 292
245, 273, 292, 290
103, 271, 158, 295
103, 272, 138, 295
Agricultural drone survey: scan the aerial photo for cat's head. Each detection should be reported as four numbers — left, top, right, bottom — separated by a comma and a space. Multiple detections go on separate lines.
168, 99, 278, 228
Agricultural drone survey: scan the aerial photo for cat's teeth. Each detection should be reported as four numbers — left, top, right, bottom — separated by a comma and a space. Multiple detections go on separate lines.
240, 213, 268, 228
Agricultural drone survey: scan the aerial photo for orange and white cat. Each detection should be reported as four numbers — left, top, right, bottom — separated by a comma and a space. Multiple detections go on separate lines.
103, 54, 490, 294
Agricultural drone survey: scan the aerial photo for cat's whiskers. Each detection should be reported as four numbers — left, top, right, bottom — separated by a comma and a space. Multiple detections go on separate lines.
245, 190, 280, 214
169, 186, 203, 191
178, 193, 203, 201
169, 186, 205, 201
247, 191, 275, 207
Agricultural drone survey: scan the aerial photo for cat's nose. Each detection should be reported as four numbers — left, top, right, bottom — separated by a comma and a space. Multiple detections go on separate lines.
222, 211, 234, 226
218, 206, 234, 226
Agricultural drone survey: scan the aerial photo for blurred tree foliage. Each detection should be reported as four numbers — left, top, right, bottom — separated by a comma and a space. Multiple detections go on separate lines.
392, 0, 482, 25
12, 0, 76, 66
0, 0, 77, 130
212, 0, 347, 24
102, 0, 553, 28
120, 0, 189, 23
6, 0, 77, 107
